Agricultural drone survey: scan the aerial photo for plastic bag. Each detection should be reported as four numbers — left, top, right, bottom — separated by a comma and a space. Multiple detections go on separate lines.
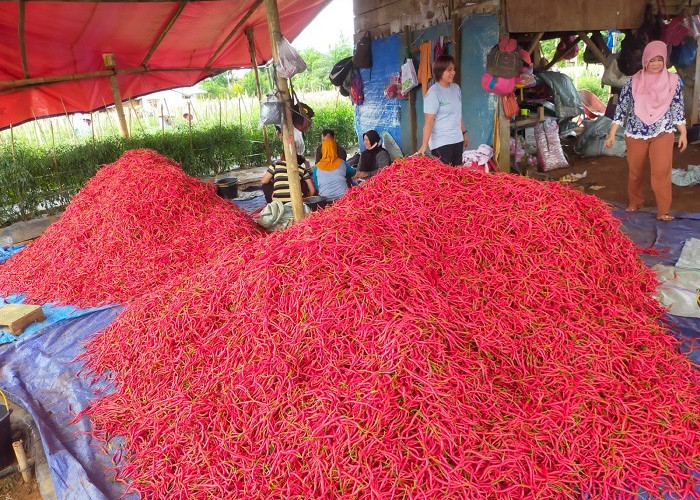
276, 37, 307, 79
601, 55, 630, 89
259, 94, 282, 127
535, 118, 568, 172
401, 59, 418, 93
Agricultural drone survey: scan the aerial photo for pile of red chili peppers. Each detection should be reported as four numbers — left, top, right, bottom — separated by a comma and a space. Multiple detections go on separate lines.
0, 149, 263, 307
15, 152, 700, 498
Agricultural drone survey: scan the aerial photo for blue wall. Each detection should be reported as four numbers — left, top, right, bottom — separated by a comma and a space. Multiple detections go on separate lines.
399, 15, 499, 152
353, 35, 403, 151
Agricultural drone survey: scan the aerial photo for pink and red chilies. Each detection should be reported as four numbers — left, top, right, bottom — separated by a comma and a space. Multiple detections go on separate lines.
5, 152, 700, 498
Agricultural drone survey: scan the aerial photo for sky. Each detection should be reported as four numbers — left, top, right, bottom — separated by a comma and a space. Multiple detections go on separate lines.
291, 0, 354, 52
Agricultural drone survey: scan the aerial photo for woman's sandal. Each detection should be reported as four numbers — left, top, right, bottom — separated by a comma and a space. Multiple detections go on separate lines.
625, 204, 643, 212
656, 214, 675, 221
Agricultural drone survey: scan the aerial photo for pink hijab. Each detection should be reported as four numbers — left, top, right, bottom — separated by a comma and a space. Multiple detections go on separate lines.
631, 41, 679, 126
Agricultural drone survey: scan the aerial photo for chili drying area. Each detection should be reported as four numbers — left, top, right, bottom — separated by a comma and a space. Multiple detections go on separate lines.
0, 150, 697, 499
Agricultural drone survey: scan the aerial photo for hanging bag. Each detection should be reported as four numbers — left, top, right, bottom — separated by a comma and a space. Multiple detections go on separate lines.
486, 37, 523, 78
259, 93, 282, 126
400, 58, 418, 93
502, 93, 520, 119
289, 86, 314, 132
353, 31, 373, 68
275, 37, 307, 79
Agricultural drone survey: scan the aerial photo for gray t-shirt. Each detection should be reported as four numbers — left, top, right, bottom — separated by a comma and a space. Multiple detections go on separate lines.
423, 82, 463, 150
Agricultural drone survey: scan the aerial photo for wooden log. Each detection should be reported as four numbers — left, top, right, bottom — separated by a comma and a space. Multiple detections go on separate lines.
265, 0, 305, 223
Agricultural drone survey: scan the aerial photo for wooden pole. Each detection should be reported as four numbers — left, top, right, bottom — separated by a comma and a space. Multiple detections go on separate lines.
90, 112, 96, 149
527, 32, 544, 55
103, 53, 130, 139
246, 27, 271, 164
543, 36, 580, 71
265, 0, 304, 222
452, 14, 462, 86
188, 101, 193, 151
129, 100, 145, 133
577, 32, 607, 64
403, 26, 417, 153
9, 123, 16, 161
692, 37, 700, 125
496, 0, 510, 172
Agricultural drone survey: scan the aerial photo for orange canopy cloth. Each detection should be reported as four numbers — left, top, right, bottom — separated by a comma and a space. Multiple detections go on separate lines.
0, 0, 330, 130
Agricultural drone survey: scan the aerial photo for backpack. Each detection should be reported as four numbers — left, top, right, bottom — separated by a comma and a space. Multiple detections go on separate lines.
330, 57, 354, 86
486, 37, 523, 78
353, 31, 372, 68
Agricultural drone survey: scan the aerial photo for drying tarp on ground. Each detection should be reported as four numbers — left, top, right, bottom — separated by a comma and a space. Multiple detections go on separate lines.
0, 0, 330, 130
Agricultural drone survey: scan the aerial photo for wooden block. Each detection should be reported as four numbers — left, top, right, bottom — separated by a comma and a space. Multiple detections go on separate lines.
0, 304, 45, 335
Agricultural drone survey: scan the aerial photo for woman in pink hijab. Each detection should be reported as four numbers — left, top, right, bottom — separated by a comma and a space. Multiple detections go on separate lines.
605, 40, 686, 221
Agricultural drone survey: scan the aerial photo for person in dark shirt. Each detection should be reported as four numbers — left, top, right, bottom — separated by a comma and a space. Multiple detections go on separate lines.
314, 129, 347, 163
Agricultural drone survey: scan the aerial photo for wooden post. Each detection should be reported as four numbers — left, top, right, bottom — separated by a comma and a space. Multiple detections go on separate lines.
246, 27, 271, 164
543, 36, 580, 71
103, 53, 130, 139
50, 121, 60, 190
9, 124, 15, 161
129, 100, 145, 134
188, 101, 193, 151
692, 37, 700, 125
527, 32, 544, 55
403, 26, 417, 153
90, 112, 96, 150
497, 0, 510, 172
265, 0, 304, 222
577, 32, 607, 64
452, 14, 462, 86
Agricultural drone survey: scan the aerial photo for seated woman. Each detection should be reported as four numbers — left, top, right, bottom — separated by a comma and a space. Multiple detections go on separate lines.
261, 153, 315, 203
355, 130, 392, 180
312, 139, 356, 201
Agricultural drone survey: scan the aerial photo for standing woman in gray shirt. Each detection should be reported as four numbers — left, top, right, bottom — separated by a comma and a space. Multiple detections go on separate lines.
417, 55, 469, 166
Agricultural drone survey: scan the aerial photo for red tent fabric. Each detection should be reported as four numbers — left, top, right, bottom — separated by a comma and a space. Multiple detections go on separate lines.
0, 0, 330, 130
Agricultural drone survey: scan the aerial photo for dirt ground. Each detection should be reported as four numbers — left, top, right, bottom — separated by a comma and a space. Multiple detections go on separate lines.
548, 138, 700, 214
0, 474, 41, 500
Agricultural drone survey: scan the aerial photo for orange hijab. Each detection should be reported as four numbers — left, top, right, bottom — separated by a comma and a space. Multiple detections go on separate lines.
316, 139, 343, 171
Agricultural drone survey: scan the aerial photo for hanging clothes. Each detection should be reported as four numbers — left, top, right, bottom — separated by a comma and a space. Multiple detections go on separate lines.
418, 41, 432, 97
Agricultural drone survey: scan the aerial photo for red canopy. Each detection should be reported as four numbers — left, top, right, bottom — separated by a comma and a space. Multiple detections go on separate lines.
0, 0, 329, 130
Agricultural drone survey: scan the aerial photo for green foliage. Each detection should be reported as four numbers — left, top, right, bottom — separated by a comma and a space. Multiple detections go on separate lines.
0, 97, 355, 227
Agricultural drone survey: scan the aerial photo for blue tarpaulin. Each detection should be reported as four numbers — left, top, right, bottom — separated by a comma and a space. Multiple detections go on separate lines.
0, 244, 25, 264
0, 204, 696, 499
354, 35, 403, 153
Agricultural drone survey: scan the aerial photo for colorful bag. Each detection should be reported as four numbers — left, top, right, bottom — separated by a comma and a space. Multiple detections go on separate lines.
481, 73, 516, 96
350, 70, 364, 105
502, 93, 520, 119
400, 59, 418, 93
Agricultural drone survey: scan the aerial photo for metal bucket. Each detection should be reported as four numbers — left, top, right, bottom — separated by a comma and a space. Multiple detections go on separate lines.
215, 176, 239, 199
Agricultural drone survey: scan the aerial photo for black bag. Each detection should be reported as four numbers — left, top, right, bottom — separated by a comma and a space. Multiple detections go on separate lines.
329, 56, 354, 86
618, 6, 664, 76
583, 31, 611, 64
353, 31, 372, 68
290, 89, 314, 132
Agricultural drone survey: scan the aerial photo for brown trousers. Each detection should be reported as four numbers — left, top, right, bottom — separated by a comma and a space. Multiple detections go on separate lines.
625, 132, 674, 216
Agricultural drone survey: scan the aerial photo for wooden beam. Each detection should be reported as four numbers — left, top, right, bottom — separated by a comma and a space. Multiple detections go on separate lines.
246, 27, 271, 165
578, 31, 607, 65
527, 32, 544, 56
452, 13, 462, 86
506, 0, 645, 32
206, 0, 264, 69
452, 0, 499, 17
18, 0, 29, 79
141, 0, 188, 67
543, 36, 580, 71
692, 37, 700, 125
264, 0, 304, 222
403, 26, 417, 153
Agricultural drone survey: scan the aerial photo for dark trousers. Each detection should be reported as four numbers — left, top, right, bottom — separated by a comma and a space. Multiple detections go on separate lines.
432, 141, 464, 166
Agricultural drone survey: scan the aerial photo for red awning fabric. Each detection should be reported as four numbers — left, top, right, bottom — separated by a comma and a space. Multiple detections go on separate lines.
0, 0, 330, 130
